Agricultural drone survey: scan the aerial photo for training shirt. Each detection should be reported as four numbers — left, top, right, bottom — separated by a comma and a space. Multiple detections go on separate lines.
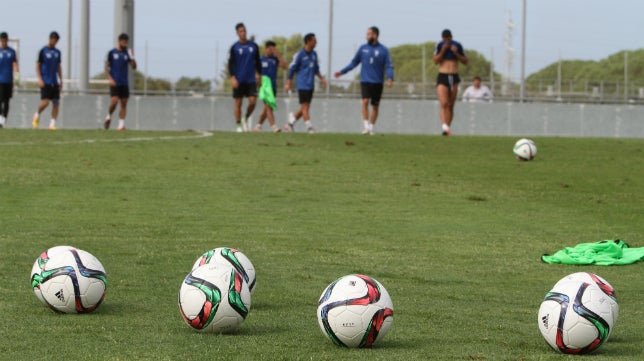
107, 48, 132, 86
339, 42, 394, 84
37, 46, 61, 85
0, 46, 17, 84
434, 40, 466, 61
261, 55, 279, 92
287, 48, 320, 91
462, 85, 493, 103
542, 239, 644, 266
228, 41, 261, 84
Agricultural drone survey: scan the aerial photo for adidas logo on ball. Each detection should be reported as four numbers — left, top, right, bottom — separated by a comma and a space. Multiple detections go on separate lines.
55, 289, 65, 302
541, 314, 549, 328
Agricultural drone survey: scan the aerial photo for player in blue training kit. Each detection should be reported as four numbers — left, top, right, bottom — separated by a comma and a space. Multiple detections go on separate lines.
104, 33, 137, 131
335, 26, 394, 135
433, 29, 467, 136
283, 33, 327, 133
0, 32, 19, 128
228, 23, 261, 132
254, 40, 287, 133
33, 31, 62, 130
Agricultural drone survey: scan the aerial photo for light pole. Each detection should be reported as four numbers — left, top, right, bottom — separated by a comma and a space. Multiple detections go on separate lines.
114, 0, 135, 89
66, 0, 72, 86
520, 0, 527, 102
326, 0, 333, 97
79, 0, 89, 92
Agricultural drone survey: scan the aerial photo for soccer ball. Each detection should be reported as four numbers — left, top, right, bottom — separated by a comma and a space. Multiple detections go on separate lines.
553, 273, 618, 303
538, 280, 618, 354
30, 245, 107, 314
317, 274, 394, 348
192, 247, 256, 294
513, 138, 537, 161
552, 272, 619, 327
178, 263, 251, 333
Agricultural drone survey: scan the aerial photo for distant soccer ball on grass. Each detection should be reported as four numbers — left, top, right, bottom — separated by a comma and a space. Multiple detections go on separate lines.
30, 245, 107, 314
317, 274, 394, 348
178, 263, 251, 333
538, 277, 618, 354
192, 247, 256, 294
513, 138, 537, 161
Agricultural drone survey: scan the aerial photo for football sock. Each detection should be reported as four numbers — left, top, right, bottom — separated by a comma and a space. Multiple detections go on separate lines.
118, 119, 125, 128
304, 120, 312, 129
363, 120, 369, 129
368, 123, 374, 132
442, 123, 450, 132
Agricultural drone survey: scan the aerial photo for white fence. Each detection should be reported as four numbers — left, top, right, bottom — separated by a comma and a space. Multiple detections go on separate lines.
6, 93, 644, 138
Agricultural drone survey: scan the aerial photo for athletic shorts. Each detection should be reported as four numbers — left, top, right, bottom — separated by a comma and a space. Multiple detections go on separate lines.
298, 90, 314, 104
0, 83, 13, 100
40, 84, 60, 104
436, 73, 461, 89
110, 85, 130, 99
361, 82, 384, 106
233, 82, 257, 98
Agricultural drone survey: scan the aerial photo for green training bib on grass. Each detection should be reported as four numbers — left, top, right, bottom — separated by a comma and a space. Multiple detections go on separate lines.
541, 239, 644, 265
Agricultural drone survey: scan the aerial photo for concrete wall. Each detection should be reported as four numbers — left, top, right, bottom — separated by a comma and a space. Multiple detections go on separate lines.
6, 93, 644, 138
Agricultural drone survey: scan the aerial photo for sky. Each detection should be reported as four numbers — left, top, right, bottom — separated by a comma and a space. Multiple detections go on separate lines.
1, 0, 642, 84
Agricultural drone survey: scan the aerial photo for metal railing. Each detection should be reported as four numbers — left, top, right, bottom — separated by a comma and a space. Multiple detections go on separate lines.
13, 77, 644, 105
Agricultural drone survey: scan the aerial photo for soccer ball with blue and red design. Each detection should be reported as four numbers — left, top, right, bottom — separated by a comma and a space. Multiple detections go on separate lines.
317, 274, 394, 348
179, 263, 251, 333
30, 245, 107, 314
192, 247, 256, 295
537, 277, 618, 354
553, 272, 618, 317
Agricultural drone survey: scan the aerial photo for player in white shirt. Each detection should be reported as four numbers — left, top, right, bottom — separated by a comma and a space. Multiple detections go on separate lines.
462, 76, 493, 103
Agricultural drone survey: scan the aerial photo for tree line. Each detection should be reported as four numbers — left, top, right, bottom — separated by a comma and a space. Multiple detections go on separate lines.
80, 34, 642, 94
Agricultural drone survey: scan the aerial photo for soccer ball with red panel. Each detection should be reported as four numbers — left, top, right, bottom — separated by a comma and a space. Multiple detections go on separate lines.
178, 263, 251, 333
192, 247, 256, 295
538, 275, 618, 354
317, 274, 394, 348
30, 245, 107, 314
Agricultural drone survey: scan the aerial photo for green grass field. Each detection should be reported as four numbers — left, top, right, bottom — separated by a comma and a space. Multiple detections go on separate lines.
0, 129, 642, 360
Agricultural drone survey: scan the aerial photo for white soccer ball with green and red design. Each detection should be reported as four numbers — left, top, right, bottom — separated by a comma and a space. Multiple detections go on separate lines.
538, 279, 618, 354
513, 138, 537, 161
192, 247, 256, 295
30, 245, 107, 314
553, 272, 619, 317
179, 263, 251, 333
317, 274, 394, 348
